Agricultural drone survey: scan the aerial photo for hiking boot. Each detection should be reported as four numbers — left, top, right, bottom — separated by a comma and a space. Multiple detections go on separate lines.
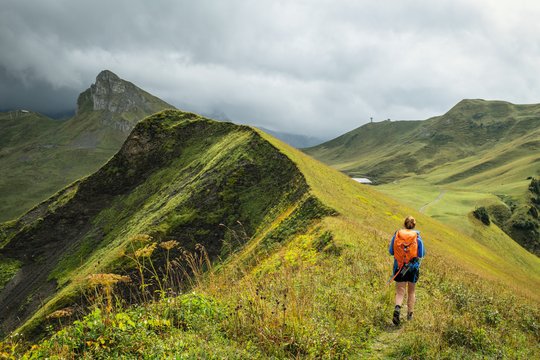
392, 305, 401, 325
407, 312, 413, 321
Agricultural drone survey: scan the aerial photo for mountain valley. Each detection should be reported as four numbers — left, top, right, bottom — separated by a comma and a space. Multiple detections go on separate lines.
305, 99, 540, 255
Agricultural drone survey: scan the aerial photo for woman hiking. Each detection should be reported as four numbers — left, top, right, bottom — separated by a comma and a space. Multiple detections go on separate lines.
388, 216, 425, 325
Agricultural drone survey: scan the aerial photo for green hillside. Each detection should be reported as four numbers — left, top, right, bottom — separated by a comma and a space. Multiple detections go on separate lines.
0, 110, 538, 358
0, 110, 61, 149
305, 99, 540, 254
306, 99, 539, 183
0, 70, 174, 223
0, 110, 309, 335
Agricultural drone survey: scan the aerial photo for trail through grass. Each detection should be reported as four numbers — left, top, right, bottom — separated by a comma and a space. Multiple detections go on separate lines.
420, 190, 447, 213
365, 326, 404, 359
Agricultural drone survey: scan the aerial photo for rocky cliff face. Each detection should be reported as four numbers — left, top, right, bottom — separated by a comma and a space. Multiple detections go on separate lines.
76, 70, 174, 132
90, 70, 145, 113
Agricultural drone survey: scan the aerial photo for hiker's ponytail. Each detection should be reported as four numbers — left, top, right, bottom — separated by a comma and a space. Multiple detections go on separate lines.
404, 216, 416, 229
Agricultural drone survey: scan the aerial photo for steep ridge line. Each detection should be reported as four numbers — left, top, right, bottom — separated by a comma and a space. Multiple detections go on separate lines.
0, 110, 319, 337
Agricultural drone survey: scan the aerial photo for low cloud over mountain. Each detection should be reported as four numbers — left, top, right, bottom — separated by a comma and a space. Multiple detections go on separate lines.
2, 1, 540, 137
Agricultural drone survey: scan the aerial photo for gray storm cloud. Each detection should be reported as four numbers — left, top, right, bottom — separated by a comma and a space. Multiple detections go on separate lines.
1, 0, 540, 137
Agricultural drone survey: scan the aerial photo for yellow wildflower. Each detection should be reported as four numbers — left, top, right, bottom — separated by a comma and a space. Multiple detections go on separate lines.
130, 234, 153, 244
160, 240, 179, 251
134, 242, 157, 258
46, 307, 75, 319
87, 273, 131, 286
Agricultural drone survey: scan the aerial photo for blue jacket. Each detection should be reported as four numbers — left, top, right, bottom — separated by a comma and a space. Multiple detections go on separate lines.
389, 230, 425, 274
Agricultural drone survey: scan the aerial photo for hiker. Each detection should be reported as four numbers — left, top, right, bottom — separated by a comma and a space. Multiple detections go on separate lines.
388, 216, 425, 325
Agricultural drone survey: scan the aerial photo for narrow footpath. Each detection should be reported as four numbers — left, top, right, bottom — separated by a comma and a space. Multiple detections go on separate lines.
419, 190, 446, 213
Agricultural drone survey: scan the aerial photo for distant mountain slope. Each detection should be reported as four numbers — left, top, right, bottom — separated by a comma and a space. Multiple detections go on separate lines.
257, 126, 326, 148
0, 70, 174, 222
305, 99, 540, 254
0, 110, 61, 149
1, 110, 538, 358
201, 111, 326, 148
305, 99, 539, 183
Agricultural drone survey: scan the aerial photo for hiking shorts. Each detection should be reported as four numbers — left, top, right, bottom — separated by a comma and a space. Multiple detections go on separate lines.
393, 267, 420, 283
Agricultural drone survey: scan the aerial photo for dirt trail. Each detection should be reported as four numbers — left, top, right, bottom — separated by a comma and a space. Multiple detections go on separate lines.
419, 190, 446, 213
360, 325, 403, 358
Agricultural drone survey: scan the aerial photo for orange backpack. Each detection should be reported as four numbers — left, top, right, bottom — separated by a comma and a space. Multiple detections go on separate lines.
393, 229, 418, 269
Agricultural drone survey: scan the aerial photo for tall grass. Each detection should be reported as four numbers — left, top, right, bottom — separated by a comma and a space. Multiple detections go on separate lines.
5, 210, 539, 359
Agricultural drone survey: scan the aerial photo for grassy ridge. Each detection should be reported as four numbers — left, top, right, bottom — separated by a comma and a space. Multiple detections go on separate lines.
0, 110, 309, 338
6, 117, 539, 358
0, 111, 61, 149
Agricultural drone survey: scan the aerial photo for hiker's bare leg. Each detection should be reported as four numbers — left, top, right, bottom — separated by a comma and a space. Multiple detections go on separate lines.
395, 282, 406, 306
407, 282, 416, 312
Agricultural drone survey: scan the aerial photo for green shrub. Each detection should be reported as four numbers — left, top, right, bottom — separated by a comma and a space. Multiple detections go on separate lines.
22, 292, 232, 359
529, 177, 540, 196
169, 292, 226, 331
473, 207, 490, 225
486, 204, 511, 225
483, 305, 501, 326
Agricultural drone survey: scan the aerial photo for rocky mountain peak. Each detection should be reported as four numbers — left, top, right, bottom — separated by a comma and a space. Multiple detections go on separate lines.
75, 70, 174, 134
95, 69, 120, 82
88, 70, 137, 113
92, 70, 125, 103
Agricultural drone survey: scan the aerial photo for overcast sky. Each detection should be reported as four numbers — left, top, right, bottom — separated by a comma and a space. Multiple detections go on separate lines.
2, 0, 540, 137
